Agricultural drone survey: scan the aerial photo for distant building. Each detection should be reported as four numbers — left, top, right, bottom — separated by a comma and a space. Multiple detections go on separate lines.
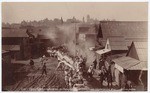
82, 17, 85, 23
66, 19, 76, 23
86, 15, 99, 23
75, 23, 97, 66
86, 15, 90, 22
89, 21, 147, 53
2, 22, 11, 28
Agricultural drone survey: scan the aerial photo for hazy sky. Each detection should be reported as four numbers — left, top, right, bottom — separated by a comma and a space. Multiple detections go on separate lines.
2, 2, 148, 23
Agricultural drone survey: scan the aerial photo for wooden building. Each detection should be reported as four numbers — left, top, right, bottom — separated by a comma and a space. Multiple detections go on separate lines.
99, 21, 148, 47
2, 50, 12, 87
112, 41, 147, 90
2, 28, 32, 60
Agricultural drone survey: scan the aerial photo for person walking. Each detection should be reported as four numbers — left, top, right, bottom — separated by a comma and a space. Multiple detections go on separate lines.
42, 63, 47, 75
30, 59, 34, 66
40, 55, 46, 65
29, 59, 34, 69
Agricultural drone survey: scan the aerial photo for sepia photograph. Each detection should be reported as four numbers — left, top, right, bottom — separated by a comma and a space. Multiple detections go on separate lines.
1, 2, 148, 91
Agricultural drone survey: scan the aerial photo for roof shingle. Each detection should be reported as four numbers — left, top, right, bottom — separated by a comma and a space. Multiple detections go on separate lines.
134, 42, 148, 62
100, 21, 148, 39
113, 56, 140, 69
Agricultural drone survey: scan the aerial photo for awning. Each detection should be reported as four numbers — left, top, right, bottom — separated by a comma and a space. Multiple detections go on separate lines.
113, 56, 140, 71
96, 49, 111, 55
128, 62, 147, 71
89, 39, 111, 55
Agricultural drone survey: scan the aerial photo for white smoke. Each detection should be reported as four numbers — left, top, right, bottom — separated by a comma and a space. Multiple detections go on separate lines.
44, 23, 96, 66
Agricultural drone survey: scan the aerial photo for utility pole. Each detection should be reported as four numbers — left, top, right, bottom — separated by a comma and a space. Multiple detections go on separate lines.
74, 22, 76, 56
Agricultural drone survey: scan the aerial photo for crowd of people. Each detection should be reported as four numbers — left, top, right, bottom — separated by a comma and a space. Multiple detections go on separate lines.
46, 45, 86, 89
31, 45, 133, 91
86, 56, 114, 89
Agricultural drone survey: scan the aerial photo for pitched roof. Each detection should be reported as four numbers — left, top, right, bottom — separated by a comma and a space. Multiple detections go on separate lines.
76, 23, 96, 34
37, 34, 51, 39
134, 42, 148, 62
128, 41, 148, 70
85, 33, 97, 41
79, 27, 90, 34
128, 62, 147, 70
77, 23, 93, 27
114, 41, 148, 70
101, 36, 128, 50
125, 38, 147, 46
36, 27, 57, 39
2, 28, 28, 37
96, 49, 111, 55
109, 36, 128, 50
100, 21, 148, 39
113, 56, 140, 69
2, 45, 20, 51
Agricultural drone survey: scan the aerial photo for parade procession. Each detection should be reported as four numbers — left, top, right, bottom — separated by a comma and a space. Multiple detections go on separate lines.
2, 2, 148, 92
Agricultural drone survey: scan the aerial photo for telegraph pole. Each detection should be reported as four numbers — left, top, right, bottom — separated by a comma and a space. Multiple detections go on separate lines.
74, 22, 76, 56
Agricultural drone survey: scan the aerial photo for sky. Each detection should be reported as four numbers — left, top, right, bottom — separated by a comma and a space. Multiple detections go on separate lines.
2, 2, 148, 23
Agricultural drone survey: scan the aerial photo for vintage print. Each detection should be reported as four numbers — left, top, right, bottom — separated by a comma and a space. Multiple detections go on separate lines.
2, 2, 148, 91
